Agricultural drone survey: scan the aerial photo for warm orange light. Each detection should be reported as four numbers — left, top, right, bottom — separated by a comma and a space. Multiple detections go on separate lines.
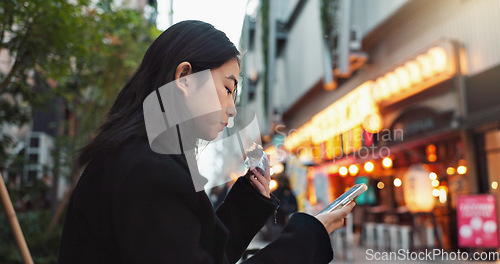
428, 46, 448, 74
382, 157, 393, 169
362, 113, 383, 133
377, 181, 385, 189
349, 165, 359, 176
395, 66, 411, 89
364, 161, 375, 173
307, 167, 315, 180
339, 166, 348, 177
309, 186, 317, 206
429, 172, 437, 180
403, 167, 435, 212
446, 167, 455, 175
457, 166, 467, 175
230, 172, 239, 182
327, 165, 337, 175
432, 189, 440, 197
272, 163, 284, 174
285, 44, 454, 152
405, 61, 422, 85
492, 181, 498, 190
431, 179, 440, 187
426, 144, 436, 153
375, 77, 390, 101
426, 144, 437, 162
438, 185, 448, 192
385, 72, 399, 93
417, 54, 433, 79
270, 179, 278, 191
438, 186, 448, 204
298, 147, 311, 162
324, 81, 337, 91
284, 122, 315, 151
394, 178, 402, 187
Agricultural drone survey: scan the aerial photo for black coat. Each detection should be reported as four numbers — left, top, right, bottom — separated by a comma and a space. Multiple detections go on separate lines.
59, 136, 333, 263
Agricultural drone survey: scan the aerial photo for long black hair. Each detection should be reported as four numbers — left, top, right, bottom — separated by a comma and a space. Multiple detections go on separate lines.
78, 20, 240, 166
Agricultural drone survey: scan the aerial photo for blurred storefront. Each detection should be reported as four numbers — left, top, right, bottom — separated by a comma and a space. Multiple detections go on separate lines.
463, 62, 500, 250
242, 0, 500, 253
284, 40, 471, 250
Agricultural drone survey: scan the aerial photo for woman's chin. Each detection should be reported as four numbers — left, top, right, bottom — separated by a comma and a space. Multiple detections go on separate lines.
199, 130, 220, 141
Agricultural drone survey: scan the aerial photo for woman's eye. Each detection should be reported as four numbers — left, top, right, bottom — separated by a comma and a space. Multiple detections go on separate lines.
226, 87, 233, 94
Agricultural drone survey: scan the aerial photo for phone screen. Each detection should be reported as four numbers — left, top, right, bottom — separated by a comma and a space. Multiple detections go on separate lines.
317, 183, 367, 215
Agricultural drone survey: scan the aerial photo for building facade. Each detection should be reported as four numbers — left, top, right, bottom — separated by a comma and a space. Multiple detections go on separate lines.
242, 0, 500, 252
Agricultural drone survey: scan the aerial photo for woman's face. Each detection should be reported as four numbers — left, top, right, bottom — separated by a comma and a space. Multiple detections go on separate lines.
193, 58, 239, 141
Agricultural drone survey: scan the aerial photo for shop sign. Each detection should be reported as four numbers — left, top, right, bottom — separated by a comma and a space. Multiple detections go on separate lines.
389, 107, 454, 141
313, 168, 332, 205
355, 177, 376, 205
286, 156, 309, 212
457, 195, 499, 248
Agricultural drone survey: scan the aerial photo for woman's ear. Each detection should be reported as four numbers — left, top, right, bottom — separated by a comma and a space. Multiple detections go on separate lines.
174, 61, 193, 97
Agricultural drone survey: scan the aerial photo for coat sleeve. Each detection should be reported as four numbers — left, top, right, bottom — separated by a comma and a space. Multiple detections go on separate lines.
215, 176, 280, 263
217, 177, 333, 264
241, 213, 334, 264
111, 156, 215, 264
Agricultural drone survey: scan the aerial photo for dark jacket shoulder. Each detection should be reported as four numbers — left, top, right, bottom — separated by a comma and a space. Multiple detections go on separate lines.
89, 136, 197, 197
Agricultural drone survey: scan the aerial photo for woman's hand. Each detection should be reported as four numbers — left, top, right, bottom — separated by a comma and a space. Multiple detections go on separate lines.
314, 202, 355, 234
245, 166, 271, 198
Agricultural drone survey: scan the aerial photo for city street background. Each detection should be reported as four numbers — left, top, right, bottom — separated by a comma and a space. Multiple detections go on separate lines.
1, 0, 499, 263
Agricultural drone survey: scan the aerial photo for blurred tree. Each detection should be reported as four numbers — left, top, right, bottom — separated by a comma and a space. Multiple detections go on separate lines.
0, 0, 88, 163
0, 0, 160, 262
45, 0, 161, 234
320, 0, 340, 53
0, 0, 160, 160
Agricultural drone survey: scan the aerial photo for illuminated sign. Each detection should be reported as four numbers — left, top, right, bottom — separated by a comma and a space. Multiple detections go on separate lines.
372, 42, 456, 105
285, 41, 458, 153
285, 82, 378, 150
457, 195, 499, 248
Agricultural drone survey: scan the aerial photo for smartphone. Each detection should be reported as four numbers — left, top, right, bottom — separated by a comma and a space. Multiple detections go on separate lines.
317, 183, 368, 215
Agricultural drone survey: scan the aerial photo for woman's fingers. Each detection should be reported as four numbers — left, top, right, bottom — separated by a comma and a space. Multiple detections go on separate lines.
248, 177, 261, 192
248, 168, 270, 198
333, 201, 355, 219
315, 202, 356, 234
249, 174, 268, 197
253, 168, 269, 187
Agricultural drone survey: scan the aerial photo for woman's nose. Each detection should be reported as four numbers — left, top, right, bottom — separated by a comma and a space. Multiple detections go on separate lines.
226, 100, 237, 117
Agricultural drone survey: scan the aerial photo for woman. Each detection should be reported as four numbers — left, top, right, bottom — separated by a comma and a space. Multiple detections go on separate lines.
59, 20, 355, 264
